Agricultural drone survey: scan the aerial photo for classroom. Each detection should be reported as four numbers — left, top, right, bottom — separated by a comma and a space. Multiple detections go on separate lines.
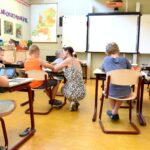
0, 0, 150, 150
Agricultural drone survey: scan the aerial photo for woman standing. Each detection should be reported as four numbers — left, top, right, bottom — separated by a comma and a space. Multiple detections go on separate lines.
53, 47, 86, 111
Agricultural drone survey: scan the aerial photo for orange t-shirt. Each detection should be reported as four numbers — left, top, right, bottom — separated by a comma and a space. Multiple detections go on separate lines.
24, 58, 43, 88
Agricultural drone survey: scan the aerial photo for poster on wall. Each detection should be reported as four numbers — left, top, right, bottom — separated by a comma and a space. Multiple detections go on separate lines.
16, 23, 22, 39
4, 20, 13, 35
31, 4, 57, 42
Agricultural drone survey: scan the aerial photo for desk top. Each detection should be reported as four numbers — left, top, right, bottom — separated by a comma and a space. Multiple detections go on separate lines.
8, 77, 33, 87
94, 68, 105, 75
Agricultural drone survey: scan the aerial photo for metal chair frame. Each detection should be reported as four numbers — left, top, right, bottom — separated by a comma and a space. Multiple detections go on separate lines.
99, 69, 142, 134
0, 100, 16, 149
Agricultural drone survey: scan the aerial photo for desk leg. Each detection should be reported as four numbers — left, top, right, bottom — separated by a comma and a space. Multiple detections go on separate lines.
92, 76, 99, 122
28, 86, 35, 129
136, 79, 146, 126
10, 86, 36, 150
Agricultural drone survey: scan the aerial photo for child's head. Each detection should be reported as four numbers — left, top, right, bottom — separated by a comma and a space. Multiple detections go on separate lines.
55, 50, 63, 58
106, 42, 120, 55
29, 45, 40, 57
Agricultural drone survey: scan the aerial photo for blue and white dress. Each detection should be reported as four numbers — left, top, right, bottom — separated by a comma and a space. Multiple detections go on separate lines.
62, 63, 86, 102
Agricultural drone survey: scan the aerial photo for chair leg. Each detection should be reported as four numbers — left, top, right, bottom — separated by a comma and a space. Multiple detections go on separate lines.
129, 101, 132, 121
20, 90, 34, 106
0, 118, 8, 150
99, 94, 104, 120
25, 90, 53, 115
129, 101, 140, 133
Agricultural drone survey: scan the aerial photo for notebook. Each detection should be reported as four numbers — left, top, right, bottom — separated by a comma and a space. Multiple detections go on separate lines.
0, 68, 16, 79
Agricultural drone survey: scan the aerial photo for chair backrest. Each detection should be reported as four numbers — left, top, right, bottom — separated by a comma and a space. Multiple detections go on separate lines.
16, 51, 26, 62
107, 69, 141, 86
25, 70, 48, 80
4, 50, 15, 63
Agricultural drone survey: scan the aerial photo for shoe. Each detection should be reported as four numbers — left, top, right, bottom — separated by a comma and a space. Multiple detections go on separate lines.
49, 99, 62, 107
69, 101, 77, 111
19, 127, 31, 137
107, 110, 119, 121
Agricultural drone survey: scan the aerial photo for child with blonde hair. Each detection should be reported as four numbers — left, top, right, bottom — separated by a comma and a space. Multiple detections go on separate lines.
24, 45, 62, 107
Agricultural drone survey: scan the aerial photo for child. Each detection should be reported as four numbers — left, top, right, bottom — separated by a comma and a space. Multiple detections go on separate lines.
101, 42, 132, 120
51, 50, 63, 65
51, 50, 64, 96
24, 45, 62, 107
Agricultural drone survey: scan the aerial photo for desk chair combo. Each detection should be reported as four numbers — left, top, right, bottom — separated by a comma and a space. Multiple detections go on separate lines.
99, 69, 142, 134
0, 100, 16, 150
21, 70, 54, 115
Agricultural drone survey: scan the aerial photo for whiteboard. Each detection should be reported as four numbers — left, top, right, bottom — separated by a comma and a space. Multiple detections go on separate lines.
62, 16, 87, 52
87, 13, 140, 53
139, 14, 150, 54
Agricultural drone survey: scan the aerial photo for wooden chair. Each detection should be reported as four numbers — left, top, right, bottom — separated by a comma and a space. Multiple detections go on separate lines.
0, 100, 16, 150
99, 69, 142, 134
23, 70, 53, 115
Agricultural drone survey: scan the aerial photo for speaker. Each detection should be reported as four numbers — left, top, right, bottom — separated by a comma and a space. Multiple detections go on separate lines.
59, 16, 63, 27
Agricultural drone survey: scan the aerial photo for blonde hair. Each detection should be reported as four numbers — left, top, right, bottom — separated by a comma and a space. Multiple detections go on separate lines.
29, 45, 40, 55
106, 42, 120, 55
55, 50, 63, 58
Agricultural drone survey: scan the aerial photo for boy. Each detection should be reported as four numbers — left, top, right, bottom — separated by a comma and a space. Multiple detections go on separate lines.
24, 45, 62, 107
101, 42, 132, 120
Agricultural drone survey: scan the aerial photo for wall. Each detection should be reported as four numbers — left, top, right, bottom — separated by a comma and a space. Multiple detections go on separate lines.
0, 0, 30, 41
30, 0, 150, 77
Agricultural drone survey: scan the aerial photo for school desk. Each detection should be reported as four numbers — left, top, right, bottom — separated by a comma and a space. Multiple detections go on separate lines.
4, 77, 35, 150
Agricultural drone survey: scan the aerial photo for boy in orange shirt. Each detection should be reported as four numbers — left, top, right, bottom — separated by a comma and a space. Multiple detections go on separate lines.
24, 45, 62, 107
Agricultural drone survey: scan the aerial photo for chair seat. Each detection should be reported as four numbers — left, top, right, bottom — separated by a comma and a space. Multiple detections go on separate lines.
103, 91, 137, 101
108, 92, 137, 101
0, 100, 16, 117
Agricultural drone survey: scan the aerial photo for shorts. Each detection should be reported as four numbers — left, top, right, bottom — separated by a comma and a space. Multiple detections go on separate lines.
35, 79, 58, 89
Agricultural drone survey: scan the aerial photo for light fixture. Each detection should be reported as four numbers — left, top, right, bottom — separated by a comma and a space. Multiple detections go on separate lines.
106, 0, 124, 11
